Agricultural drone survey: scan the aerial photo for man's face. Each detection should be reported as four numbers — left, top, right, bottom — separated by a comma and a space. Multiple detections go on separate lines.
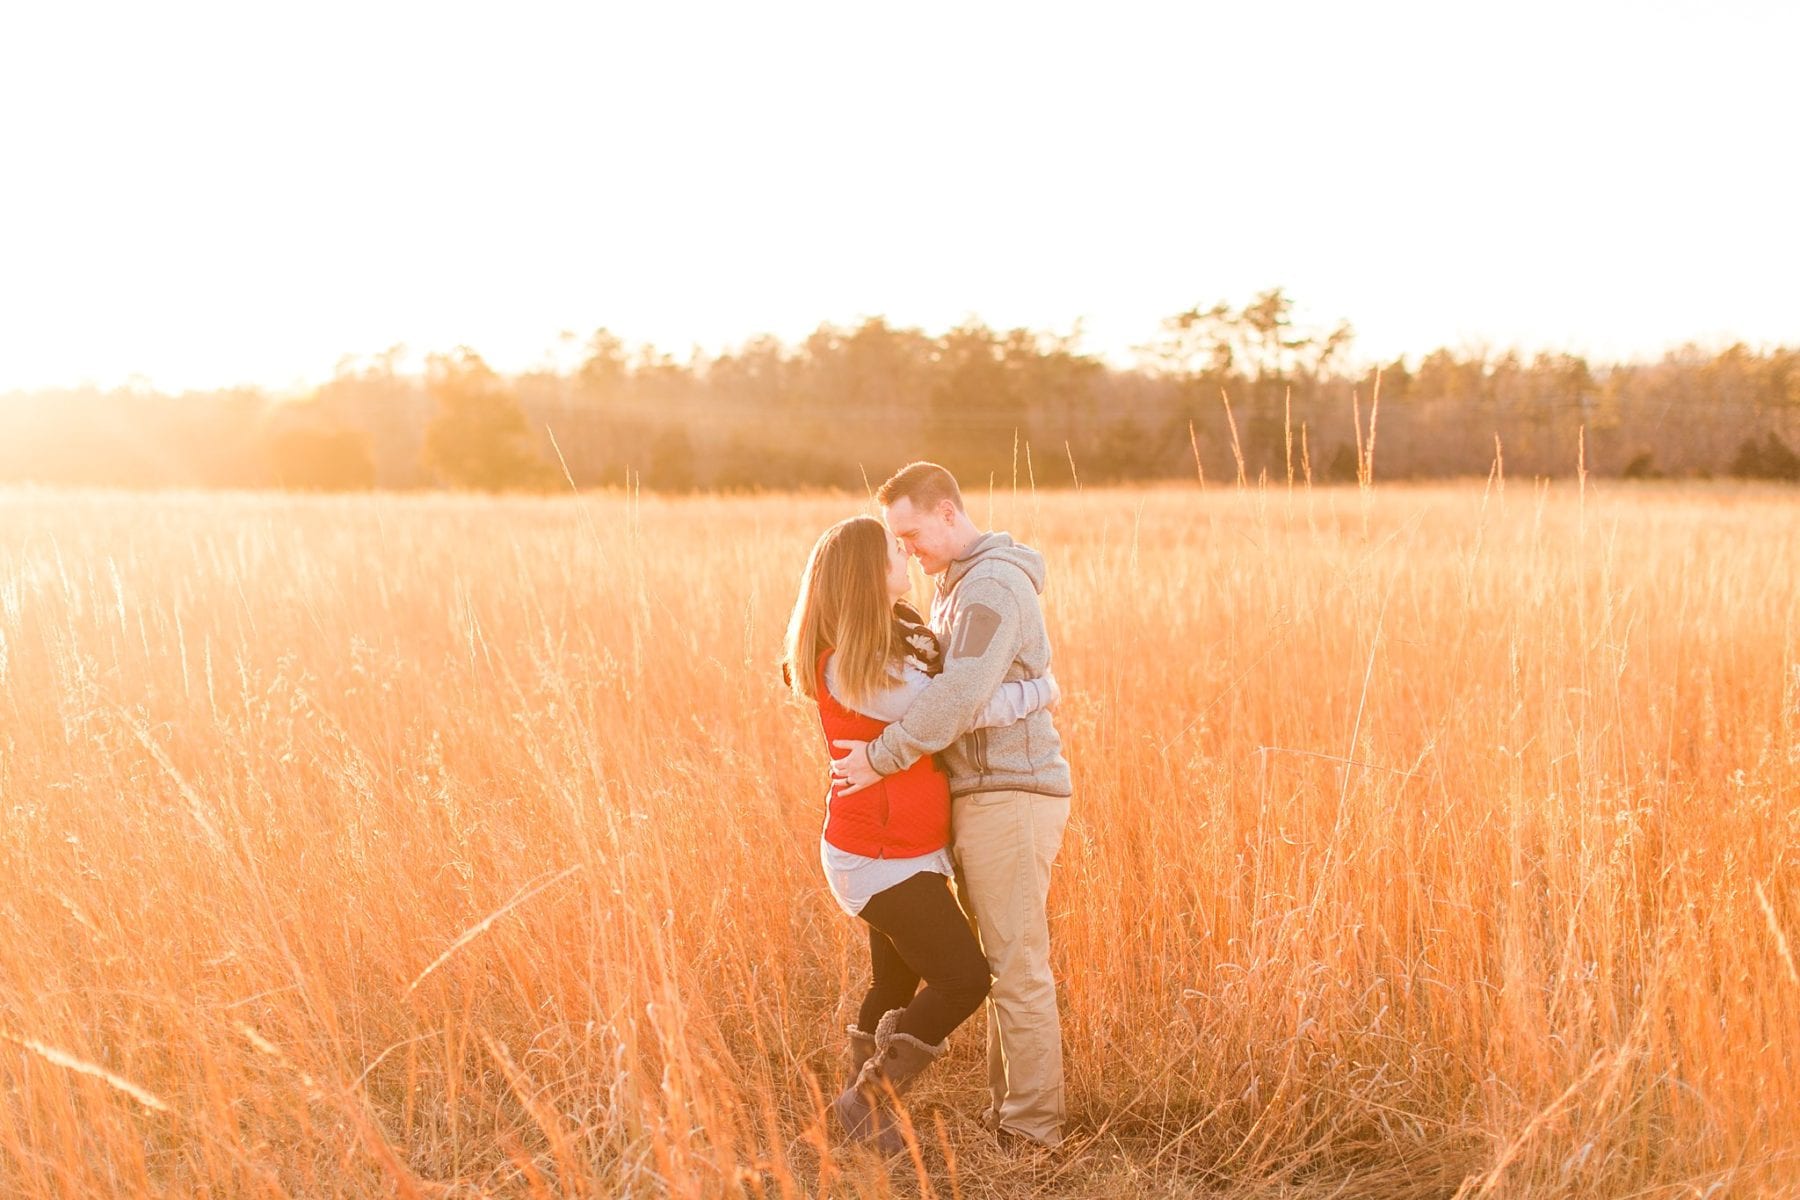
882, 496, 959, 575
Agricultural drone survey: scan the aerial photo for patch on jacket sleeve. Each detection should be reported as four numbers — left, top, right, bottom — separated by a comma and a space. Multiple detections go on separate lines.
950, 604, 1003, 659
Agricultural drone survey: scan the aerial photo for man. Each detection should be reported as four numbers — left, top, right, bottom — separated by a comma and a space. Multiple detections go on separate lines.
830, 461, 1073, 1149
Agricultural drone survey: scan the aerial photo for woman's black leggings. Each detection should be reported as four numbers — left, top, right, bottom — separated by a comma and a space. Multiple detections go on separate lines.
856, 870, 992, 1046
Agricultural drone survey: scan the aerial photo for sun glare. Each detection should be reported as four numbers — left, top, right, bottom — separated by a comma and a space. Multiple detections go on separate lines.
0, 2, 1795, 394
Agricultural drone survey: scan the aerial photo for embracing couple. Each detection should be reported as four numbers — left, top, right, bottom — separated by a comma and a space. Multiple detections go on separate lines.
782, 461, 1072, 1154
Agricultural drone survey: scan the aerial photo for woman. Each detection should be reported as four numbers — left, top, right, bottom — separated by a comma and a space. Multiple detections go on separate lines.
783, 515, 1057, 1149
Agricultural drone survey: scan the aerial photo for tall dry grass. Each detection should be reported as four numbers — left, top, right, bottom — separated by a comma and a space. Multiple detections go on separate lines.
0, 478, 1795, 1197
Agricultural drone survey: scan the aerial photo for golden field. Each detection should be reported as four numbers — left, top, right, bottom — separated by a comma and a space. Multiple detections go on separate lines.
0, 479, 1796, 1198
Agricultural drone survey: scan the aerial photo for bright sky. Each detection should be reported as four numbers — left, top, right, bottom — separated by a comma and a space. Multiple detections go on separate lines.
2, 0, 1796, 393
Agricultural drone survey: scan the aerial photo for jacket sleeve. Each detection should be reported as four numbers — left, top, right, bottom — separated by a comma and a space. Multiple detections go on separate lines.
866, 577, 1022, 776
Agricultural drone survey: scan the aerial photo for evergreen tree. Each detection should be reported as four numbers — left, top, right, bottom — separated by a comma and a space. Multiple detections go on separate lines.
421, 349, 552, 490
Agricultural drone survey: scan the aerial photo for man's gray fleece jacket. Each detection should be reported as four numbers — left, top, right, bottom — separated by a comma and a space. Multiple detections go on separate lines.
866, 532, 1073, 798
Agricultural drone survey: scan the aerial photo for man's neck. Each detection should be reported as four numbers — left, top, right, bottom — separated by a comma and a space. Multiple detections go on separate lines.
946, 522, 983, 564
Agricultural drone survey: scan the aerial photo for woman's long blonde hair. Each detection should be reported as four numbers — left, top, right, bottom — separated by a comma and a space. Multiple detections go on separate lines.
783, 516, 903, 708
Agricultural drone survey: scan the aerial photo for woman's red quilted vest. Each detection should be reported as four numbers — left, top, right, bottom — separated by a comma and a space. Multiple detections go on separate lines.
815, 651, 951, 857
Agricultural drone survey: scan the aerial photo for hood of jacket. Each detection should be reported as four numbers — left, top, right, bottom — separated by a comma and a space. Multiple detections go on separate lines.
940, 531, 1046, 596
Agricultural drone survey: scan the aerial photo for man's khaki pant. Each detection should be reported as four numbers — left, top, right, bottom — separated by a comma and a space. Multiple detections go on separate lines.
950, 788, 1070, 1146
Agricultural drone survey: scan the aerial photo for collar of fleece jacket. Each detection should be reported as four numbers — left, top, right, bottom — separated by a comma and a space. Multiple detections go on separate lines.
936, 531, 1048, 598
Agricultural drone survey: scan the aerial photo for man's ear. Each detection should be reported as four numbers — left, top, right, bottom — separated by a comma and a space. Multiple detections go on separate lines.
937, 498, 958, 524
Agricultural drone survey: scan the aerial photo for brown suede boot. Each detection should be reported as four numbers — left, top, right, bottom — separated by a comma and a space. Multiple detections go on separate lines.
853, 1009, 947, 1154
831, 1022, 888, 1142
845, 1026, 878, 1089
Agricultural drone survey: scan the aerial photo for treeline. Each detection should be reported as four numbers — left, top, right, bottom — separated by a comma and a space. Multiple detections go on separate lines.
3, 291, 1796, 492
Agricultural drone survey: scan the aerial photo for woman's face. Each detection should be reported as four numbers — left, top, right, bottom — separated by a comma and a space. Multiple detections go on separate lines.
884, 530, 912, 600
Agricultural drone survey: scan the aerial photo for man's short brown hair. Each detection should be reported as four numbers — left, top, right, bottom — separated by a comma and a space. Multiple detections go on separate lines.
876, 461, 964, 513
